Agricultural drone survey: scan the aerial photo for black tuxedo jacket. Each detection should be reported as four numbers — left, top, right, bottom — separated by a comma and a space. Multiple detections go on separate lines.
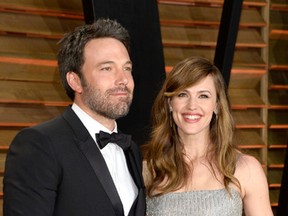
3, 106, 146, 216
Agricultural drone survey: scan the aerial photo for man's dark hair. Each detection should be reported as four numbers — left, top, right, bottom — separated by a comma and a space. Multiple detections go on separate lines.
57, 18, 131, 100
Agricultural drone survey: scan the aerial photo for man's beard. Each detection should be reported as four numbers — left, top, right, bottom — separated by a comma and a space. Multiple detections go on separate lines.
81, 80, 133, 120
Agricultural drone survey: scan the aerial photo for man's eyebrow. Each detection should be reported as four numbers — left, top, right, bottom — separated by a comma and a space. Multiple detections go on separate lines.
97, 60, 132, 66
125, 60, 132, 65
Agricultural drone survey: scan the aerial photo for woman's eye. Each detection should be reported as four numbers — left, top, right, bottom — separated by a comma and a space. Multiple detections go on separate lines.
178, 92, 187, 97
199, 94, 209, 98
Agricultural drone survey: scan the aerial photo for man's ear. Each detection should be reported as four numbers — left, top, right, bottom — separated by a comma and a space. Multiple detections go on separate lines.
66, 72, 83, 93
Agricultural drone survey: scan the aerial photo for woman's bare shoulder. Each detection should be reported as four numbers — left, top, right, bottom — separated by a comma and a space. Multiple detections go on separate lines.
235, 153, 268, 195
236, 153, 263, 170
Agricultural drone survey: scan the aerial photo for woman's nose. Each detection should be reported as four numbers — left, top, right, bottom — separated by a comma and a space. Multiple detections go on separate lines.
187, 98, 198, 110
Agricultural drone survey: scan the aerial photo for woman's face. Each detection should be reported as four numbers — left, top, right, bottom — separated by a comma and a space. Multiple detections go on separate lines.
169, 75, 217, 138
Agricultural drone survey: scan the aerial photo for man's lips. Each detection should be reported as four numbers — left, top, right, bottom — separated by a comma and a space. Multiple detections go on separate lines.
111, 91, 129, 96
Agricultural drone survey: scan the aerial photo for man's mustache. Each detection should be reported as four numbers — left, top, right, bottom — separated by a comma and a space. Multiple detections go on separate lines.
107, 86, 132, 95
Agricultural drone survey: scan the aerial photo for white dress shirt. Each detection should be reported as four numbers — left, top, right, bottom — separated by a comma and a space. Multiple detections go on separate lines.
72, 103, 138, 216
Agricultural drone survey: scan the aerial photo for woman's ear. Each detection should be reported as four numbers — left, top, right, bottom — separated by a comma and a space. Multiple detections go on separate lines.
66, 72, 83, 93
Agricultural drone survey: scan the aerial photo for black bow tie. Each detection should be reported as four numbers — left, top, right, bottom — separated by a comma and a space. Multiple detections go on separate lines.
96, 131, 132, 150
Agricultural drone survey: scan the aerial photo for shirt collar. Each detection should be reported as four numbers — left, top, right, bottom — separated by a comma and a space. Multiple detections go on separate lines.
71, 103, 118, 143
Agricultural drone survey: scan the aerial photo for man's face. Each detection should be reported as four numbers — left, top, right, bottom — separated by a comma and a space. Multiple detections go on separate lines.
80, 38, 134, 120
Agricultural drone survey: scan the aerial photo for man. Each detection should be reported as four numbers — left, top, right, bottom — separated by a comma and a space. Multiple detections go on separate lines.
3, 19, 145, 216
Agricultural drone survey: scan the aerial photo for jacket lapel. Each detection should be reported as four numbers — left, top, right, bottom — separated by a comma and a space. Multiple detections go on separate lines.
124, 143, 146, 216
78, 139, 124, 216
63, 106, 124, 216
124, 147, 142, 188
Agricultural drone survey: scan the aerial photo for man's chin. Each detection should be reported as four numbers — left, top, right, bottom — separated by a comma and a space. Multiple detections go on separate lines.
116, 96, 132, 103
111, 104, 130, 119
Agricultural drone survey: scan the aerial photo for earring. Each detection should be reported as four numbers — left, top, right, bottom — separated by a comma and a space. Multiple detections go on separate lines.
169, 107, 173, 127
213, 111, 218, 119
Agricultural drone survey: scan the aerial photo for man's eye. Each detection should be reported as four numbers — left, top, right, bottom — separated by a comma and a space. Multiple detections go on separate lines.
124, 67, 132, 72
101, 67, 111, 71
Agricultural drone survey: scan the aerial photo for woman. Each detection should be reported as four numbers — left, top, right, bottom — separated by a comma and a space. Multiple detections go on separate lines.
142, 57, 273, 215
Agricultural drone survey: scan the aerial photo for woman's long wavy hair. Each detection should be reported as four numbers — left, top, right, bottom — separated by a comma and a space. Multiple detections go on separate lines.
142, 57, 240, 197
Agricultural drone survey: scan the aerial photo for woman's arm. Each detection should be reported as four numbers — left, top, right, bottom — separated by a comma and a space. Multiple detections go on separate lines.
235, 154, 273, 216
